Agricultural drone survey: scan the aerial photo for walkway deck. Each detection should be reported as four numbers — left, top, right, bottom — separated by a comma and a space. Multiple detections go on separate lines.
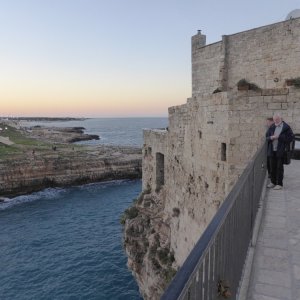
247, 160, 300, 300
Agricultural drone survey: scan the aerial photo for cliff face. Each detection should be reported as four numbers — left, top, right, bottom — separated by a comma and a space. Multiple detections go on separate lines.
122, 187, 176, 300
0, 146, 142, 197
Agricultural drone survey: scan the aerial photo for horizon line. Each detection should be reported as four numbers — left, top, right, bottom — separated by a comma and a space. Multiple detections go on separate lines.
0, 115, 169, 119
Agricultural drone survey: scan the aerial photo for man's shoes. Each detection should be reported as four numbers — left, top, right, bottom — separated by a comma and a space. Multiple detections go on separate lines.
273, 185, 283, 190
267, 183, 275, 188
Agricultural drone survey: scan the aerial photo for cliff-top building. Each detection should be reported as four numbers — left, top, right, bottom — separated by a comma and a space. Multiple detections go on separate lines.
124, 16, 300, 299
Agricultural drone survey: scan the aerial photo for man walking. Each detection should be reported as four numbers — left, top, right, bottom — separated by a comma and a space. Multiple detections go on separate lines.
266, 114, 294, 190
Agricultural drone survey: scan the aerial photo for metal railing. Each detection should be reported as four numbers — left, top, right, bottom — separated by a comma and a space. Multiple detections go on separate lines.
161, 142, 267, 300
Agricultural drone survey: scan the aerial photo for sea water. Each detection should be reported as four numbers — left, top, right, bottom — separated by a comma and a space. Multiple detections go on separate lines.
0, 118, 168, 300
21, 117, 168, 147
0, 181, 142, 300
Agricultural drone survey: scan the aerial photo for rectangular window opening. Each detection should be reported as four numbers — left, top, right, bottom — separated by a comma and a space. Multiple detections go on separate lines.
156, 152, 165, 189
221, 143, 226, 161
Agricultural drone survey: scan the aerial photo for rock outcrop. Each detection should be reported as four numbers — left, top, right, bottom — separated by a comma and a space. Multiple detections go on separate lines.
122, 187, 176, 300
25, 126, 100, 143
0, 145, 141, 197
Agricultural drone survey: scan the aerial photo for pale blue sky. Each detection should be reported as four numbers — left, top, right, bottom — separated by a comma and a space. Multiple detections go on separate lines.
0, 0, 299, 117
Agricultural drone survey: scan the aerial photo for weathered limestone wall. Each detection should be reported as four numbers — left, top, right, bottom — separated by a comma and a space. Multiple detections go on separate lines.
164, 92, 230, 264
142, 87, 300, 268
192, 41, 222, 96
226, 18, 300, 90
142, 129, 167, 192
192, 18, 300, 96
225, 88, 300, 180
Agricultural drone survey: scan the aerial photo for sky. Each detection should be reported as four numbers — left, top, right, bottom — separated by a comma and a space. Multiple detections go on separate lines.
0, 0, 299, 118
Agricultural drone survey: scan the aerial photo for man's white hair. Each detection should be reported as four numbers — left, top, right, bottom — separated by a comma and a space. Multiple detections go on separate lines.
273, 112, 282, 119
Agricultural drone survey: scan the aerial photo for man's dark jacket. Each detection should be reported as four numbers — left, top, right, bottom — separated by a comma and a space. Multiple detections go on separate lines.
266, 121, 294, 157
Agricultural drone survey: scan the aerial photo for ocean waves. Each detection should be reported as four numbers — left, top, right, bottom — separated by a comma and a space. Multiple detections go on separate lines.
0, 188, 66, 211
0, 180, 142, 300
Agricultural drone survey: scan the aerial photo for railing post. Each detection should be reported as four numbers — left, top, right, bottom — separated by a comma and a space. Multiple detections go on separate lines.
250, 162, 255, 243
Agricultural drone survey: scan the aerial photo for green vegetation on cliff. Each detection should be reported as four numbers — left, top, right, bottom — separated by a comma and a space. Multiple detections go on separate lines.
0, 123, 84, 160
0, 123, 48, 158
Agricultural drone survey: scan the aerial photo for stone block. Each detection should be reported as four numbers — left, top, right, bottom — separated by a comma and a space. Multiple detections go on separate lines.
263, 96, 273, 103
262, 88, 289, 96
248, 89, 262, 97
272, 95, 287, 103
268, 103, 282, 110
262, 89, 277, 96
248, 96, 263, 103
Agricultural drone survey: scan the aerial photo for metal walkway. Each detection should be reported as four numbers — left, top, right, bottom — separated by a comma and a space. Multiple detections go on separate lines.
247, 160, 300, 300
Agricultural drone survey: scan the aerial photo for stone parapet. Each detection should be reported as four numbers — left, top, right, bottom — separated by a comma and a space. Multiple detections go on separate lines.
192, 17, 300, 96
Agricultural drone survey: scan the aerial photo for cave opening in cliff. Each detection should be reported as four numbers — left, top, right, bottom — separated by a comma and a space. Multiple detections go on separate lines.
156, 152, 165, 189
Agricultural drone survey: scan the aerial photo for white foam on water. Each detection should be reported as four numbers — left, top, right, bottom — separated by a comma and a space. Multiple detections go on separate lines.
0, 180, 136, 211
0, 188, 66, 211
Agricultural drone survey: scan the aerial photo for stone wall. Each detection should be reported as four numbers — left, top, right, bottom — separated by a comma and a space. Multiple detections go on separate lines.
192, 17, 300, 96
227, 18, 300, 90
164, 92, 230, 264
143, 86, 300, 266
225, 88, 300, 181
192, 41, 222, 96
142, 129, 168, 192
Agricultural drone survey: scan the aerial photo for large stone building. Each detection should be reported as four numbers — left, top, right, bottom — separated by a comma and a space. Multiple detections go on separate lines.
124, 17, 300, 299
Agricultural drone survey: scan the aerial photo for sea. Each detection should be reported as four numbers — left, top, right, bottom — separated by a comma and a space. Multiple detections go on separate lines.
0, 118, 168, 300
20, 117, 168, 147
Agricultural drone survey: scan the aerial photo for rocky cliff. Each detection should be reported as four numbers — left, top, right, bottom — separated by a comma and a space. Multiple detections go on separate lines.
0, 145, 142, 197
122, 187, 177, 300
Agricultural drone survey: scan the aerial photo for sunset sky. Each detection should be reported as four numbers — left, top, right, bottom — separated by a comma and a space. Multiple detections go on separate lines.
1, 0, 299, 117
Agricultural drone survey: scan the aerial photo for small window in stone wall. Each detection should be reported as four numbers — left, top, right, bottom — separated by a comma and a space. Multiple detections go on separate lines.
198, 130, 202, 139
156, 152, 165, 189
221, 143, 227, 161
144, 147, 152, 157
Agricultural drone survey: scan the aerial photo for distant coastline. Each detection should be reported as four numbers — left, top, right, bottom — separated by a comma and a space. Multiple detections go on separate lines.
1, 117, 88, 122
